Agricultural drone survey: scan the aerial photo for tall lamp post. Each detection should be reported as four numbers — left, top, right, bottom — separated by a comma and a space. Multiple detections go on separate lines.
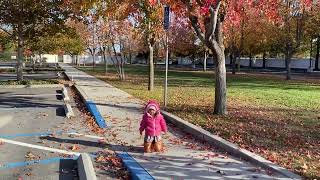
315, 36, 320, 71
163, 5, 170, 108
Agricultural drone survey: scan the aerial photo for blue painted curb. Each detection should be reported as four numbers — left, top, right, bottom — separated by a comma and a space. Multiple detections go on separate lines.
0, 156, 78, 170
85, 100, 108, 128
118, 152, 154, 180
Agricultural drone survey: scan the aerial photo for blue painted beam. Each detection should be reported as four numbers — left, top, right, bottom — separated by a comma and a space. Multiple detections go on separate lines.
118, 152, 154, 180
85, 100, 108, 128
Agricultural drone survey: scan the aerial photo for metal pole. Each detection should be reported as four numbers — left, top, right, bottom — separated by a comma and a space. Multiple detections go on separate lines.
310, 38, 313, 68
164, 31, 169, 108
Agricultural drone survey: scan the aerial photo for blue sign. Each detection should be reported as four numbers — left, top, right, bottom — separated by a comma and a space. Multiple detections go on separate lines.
164, 6, 170, 30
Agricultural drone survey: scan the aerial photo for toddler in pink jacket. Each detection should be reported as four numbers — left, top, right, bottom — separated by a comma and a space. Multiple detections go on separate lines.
139, 100, 167, 153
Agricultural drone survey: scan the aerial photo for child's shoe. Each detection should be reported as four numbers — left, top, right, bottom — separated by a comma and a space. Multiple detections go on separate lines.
154, 141, 163, 152
144, 142, 153, 153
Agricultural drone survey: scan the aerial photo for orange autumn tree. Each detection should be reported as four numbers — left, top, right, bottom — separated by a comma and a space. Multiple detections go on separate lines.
162, 0, 315, 115
80, 0, 316, 115
162, 0, 264, 115
100, 0, 273, 114
102, 0, 165, 91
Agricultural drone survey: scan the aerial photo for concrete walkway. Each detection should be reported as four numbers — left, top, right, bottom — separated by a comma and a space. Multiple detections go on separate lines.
61, 64, 288, 180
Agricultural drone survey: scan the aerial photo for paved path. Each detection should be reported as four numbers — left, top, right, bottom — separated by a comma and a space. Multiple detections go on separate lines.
61, 64, 288, 180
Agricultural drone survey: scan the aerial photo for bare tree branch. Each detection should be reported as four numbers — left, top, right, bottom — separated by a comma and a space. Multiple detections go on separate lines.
195, 0, 205, 6
0, 27, 12, 36
207, 1, 221, 42
189, 16, 205, 43
184, 0, 205, 43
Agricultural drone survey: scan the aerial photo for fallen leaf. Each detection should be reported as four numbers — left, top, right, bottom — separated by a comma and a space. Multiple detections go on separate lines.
25, 152, 36, 160
69, 144, 80, 151
301, 163, 308, 170
96, 155, 105, 163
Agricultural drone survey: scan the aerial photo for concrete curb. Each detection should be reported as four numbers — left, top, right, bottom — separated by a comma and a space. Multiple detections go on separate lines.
77, 153, 97, 180
0, 84, 62, 89
161, 111, 302, 180
62, 87, 70, 101
74, 85, 90, 100
72, 85, 108, 128
117, 152, 154, 180
85, 101, 107, 128
64, 102, 75, 119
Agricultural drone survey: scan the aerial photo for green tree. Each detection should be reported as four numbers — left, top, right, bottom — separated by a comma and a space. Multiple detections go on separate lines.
0, 0, 70, 80
305, 4, 320, 70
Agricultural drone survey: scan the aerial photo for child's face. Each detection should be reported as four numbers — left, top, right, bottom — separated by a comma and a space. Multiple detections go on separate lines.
148, 109, 156, 116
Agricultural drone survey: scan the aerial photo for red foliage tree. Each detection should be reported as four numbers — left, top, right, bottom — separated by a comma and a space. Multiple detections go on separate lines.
160, 0, 315, 114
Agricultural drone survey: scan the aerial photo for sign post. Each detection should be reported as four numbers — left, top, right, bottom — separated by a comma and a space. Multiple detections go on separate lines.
164, 5, 170, 109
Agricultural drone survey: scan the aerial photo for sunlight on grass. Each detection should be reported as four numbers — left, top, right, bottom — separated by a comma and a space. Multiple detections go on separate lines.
78, 65, 320, 179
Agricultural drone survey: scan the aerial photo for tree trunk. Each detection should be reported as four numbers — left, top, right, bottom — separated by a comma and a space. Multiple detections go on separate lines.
39, 54, 43, 66
71, 55, 75, 65
237, 56, 241, 72
262, 52, 266, 69
148, 44, 154, 91
119, 44, 126, 81
102, 47, 108, 74
214, 51, 227, 115
191, 56, 196, 69
155, 45, 158, 68
204, 50, 207, 71
230, 54, 235, 74
129, 49, 132, 64
92, 51, 96, 69
121, 62, 125, 80
76, 55, 79, 66
104, 53, 108, 74
285, 50, 292, 80
188, 1, 226, 115
249, 54, 252, 68
17, 26, 24, 81
32, 55, 36, 72
111, 43, 123, 80
315, 35, 320, 71
148, 20, 155, 91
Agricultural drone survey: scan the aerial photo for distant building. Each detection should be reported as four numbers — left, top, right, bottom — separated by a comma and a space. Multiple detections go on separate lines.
32, 54, 59, 63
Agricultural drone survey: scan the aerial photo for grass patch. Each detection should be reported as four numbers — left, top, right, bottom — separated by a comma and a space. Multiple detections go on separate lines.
78, 65, 320, 179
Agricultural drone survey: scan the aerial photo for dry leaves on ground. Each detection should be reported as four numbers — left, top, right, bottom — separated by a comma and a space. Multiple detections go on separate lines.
95, 151, 129, 180
69, 144, 80, 151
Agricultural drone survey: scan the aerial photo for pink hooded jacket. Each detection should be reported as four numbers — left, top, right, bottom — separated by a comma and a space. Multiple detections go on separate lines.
139, 100, 167, 136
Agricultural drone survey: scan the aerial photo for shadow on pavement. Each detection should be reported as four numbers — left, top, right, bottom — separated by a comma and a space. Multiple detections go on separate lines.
59, 159, 77, 180
40, 136, 107, 149
0, 92, 62, 109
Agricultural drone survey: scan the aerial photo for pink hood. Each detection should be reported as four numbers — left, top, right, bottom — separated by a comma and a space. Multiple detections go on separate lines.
144, 100, 161, 114
140, 100, 167, 136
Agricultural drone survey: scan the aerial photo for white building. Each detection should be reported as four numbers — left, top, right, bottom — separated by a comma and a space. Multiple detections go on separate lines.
32, 54, 59, 63
63, 55, 123, 65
